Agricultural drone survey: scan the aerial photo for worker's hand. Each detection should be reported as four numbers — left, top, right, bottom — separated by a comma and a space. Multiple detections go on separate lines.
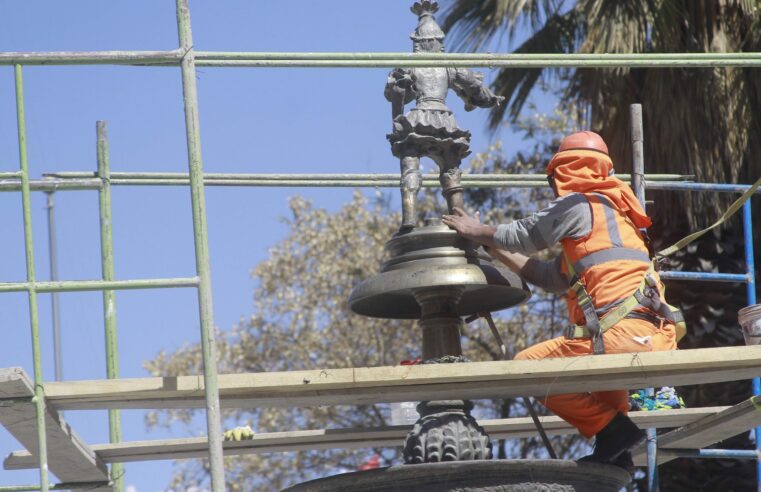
441, 208, 497, 247
223, 425, 255, 442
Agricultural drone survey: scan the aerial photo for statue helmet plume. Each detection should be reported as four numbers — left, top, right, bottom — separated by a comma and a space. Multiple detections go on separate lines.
410, 1, 445, 41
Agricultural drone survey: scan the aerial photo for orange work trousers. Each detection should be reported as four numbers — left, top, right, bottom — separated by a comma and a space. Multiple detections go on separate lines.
514, 317, 677, 438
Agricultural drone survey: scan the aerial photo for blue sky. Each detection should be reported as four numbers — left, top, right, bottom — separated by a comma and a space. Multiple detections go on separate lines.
0, 1, 548, 490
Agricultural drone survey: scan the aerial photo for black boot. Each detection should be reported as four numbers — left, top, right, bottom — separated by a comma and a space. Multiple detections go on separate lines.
578, 413, 645, 465
610, 451, 635, 473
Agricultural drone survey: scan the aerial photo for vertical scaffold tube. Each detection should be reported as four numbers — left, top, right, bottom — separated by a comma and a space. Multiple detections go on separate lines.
743, 201, 760, 492
174, 1, 226, 490
45, 192, 63, 382
630, 104, 646, 207
630, 103, 658, 491
15, 64, 50, 492
96, 121, 124, 492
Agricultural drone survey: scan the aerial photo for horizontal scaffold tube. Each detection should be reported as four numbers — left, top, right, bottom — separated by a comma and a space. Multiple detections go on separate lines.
44, 171, 691, 181
0, 483, 112, 492
0, 51, 759, 68
0, 50, 182, 66
0, 173, 692, 192
0, 277, 199, 293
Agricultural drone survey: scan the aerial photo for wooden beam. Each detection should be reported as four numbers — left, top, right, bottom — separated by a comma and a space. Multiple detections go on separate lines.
0, 368, 112, 490
40, 346, 761, 410
4, 407, 728, 467
633, 396, 761, 466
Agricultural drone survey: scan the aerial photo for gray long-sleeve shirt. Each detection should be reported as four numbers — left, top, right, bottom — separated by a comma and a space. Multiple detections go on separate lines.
492, 192, 593, 293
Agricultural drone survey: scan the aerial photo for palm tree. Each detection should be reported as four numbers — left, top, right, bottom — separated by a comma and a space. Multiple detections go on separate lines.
442, 1, 761, 489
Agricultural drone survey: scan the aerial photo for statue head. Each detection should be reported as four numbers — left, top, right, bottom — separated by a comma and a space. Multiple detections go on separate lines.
410, 1, 445, 53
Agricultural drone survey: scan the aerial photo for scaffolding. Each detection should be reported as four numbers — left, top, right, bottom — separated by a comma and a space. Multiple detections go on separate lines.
1, 1, 760, 491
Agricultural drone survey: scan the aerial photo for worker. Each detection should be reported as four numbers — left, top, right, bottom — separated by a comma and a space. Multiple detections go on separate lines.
442, 131, 679, 470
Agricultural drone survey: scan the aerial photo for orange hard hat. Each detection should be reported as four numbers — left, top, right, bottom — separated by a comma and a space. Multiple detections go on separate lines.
557, 131, 609, 155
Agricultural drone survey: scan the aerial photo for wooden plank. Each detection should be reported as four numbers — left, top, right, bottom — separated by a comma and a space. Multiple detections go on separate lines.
40, 346, 761, 410
0, 368, 111, 490
4, 407, 728, 467
633, 396, 761, 466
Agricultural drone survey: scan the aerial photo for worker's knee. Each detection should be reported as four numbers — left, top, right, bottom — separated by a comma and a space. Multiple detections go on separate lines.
514, 348, 536, 360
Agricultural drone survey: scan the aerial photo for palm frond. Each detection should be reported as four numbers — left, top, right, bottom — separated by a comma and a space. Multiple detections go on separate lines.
442, 0, 561, 52
485, 10, 581, 127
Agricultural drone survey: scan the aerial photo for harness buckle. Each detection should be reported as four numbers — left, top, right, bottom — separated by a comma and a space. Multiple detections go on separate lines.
565, 325, 576, 339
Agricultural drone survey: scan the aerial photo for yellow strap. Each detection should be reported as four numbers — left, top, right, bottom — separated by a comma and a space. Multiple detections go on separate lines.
674, 319, 687, 341
751, 395, 761, 412
570, 261, 688, 341
656, 175, 761, 261
598, 264, 653, 331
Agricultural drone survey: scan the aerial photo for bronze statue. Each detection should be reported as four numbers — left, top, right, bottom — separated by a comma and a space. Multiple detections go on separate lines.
385, 0, 504, 230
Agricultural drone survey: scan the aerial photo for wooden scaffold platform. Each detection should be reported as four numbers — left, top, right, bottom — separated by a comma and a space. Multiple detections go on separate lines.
3, 345, 761, 485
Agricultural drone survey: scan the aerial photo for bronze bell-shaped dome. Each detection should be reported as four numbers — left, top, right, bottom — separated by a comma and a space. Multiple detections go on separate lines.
349, 221, 531, 319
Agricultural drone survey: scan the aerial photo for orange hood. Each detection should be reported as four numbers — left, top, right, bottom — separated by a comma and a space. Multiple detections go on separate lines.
547, 149, 652, 229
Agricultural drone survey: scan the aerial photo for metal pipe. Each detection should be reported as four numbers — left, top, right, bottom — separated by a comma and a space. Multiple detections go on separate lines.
658, 271, 750, 282
645, 182, 761, 193
42, 171, 692, 182
0, 178, 101, 192
630, 105, 646, 206
96, 121, 124, 492
0, 173, 693, 193
3, 50, 761, 68
665, 449, 761, 460
15, 64, 49, 492
0, 482, 112, 492
630, 103, 658, 492
0, 277, 200, 293
175, 1, 225, 490
105, 179, 551, 188
1, 177, 552, 190
0, 50, 181, 66
195, 57, 761, 68
742, 200, 761, 492
194, 51, 761, 62
44, 193, 62, 382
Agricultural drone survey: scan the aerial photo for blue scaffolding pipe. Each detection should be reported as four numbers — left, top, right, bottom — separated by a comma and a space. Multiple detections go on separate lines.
670, 449, 761, 460
646, 181, 761, 194
658, 272, 751, 282
651, 179, 758, 492
743, 200, 759, 491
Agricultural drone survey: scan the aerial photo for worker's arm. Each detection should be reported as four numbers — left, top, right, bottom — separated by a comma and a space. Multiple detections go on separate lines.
487, 247, 568, 294
442, 193, 591, 254
492, 193, 591, 254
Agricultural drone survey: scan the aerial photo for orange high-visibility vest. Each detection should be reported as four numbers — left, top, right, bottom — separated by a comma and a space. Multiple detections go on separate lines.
560, 193, 654, 326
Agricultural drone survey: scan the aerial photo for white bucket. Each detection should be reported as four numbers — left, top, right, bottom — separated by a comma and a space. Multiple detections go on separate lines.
738, 304, 761, 345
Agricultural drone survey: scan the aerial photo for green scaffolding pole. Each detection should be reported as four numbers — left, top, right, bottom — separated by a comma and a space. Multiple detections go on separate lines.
14, 64, 49, 492
175, 0, 226, 490
0, 173, 692, 192
1, 50, 760, 67
0, 277, 200, 294
96, 121, 124, 492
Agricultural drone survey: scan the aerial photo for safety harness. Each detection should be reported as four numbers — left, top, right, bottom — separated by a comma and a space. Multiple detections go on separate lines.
564, 253, 686, 355
565, 177, 761, 355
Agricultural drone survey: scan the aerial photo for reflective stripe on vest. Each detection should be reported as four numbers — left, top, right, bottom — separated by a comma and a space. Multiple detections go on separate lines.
593, 193, 624, 247
572, 247, 651, 274
561, 192, 652, 327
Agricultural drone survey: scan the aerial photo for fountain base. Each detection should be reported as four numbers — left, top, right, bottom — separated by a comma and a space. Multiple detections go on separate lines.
282, 460, 631, 491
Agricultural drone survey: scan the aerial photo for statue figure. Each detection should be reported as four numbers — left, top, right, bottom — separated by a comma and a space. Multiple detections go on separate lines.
386, 0, 504, 231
